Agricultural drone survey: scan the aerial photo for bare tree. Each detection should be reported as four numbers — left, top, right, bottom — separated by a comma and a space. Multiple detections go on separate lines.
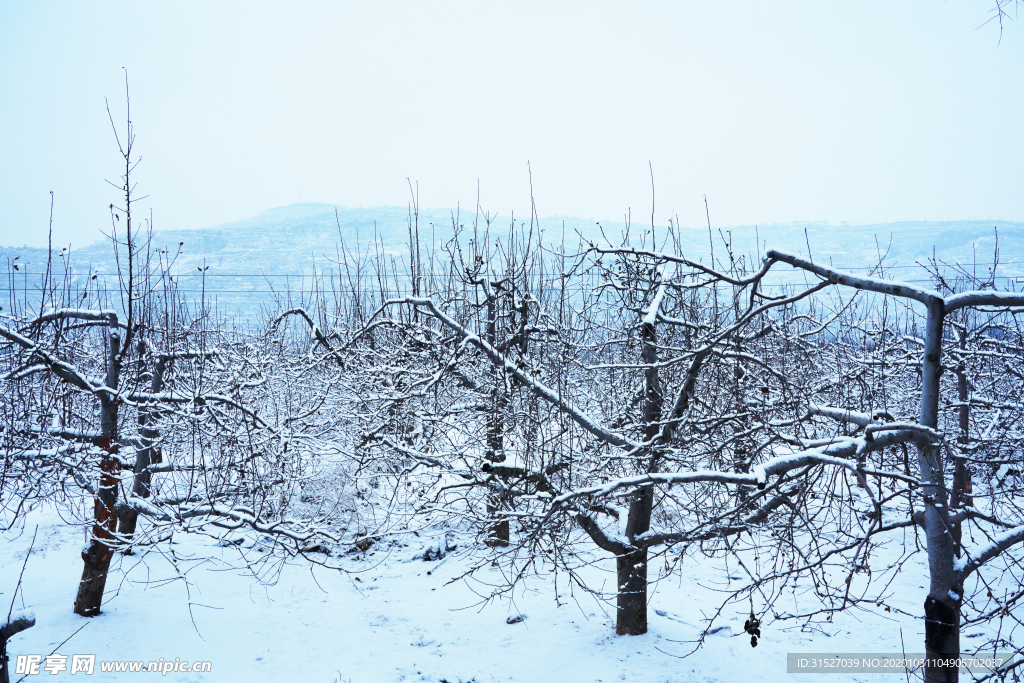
765, 249, 1024, 682
341, 216, 1024, 681
0, 82, 364, 616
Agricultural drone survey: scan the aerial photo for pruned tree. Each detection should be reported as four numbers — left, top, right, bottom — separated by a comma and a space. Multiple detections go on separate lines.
764, 249, 1024, 682
0, 81, 365, 617
340, 215, 1024, 681
344, 219, 839, 634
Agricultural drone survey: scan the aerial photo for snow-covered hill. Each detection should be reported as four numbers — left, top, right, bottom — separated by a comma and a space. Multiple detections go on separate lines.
4, 204, 1022, 318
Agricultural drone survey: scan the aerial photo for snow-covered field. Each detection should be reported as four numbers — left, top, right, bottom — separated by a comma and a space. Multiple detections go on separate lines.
2, 508, 948, 682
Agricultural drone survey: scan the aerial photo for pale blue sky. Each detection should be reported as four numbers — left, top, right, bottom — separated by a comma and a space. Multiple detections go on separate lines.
1, 1, 1022, 248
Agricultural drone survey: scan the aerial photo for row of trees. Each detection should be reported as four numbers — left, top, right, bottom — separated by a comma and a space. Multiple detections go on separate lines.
321, 216, 1023, 682
3, 144, 1024, 681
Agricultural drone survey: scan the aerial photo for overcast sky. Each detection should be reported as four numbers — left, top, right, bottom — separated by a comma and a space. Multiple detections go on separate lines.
1, 1, 1022, 249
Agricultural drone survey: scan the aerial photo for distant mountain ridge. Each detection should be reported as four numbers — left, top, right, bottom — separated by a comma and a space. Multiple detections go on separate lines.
3, 203, 1021, 317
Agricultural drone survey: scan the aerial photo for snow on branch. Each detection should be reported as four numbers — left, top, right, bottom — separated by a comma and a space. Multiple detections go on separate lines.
375, 296, 638, 450
0, 609, 35, 642
945, 290, 1024, 313
551, 430, 927, 508
808, 403, 944, 442
955, 524, 1024, 582
31, 308, 120, 326
274, 307, 345, 367
592, 245, 779, 288
769, 249, 1024, 313
767, 250, 942, 305
0, 324, 104, 393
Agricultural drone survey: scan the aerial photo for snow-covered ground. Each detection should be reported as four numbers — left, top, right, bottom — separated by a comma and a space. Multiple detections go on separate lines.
1, 508, 952, 682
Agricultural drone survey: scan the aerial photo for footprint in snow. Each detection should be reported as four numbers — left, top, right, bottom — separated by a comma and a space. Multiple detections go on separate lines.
653, 609, 693, 627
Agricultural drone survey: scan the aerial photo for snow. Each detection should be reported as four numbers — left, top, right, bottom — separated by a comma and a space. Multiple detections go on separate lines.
1, 608, 35, 631
0, 507, 987, 683
955, 524, 1024, 575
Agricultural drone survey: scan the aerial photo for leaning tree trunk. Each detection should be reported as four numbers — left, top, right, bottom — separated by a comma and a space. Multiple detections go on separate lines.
74, 321, 121, 617
617, 297, 664, 635
919, 300, 961, 683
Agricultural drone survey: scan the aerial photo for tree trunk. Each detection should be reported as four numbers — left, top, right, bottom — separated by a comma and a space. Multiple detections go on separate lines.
118, 353, 166, 547
919, 300, 960, 683
1, 614, 35, 683
484, 382, 509, 547
760, 251, 1024, 682
616, 549, 649, 635
617, 486, 653, 635
615, 305, 663, 635
483, 285, 510, 547
74, 323, 121, 617
75, 439, 120, 616
949, 329, 972, 558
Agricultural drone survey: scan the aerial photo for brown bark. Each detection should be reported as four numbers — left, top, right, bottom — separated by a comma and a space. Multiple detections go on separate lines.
74, 324, 121, 617
484, 514, 510, 547
616, 549, 649, 635
74, 438, 119, 616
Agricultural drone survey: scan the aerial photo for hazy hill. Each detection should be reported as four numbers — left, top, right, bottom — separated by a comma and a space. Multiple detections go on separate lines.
3, 203, 1021, 318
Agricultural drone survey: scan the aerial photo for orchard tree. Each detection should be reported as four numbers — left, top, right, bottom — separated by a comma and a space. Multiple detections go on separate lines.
345, 217, 1024, 681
